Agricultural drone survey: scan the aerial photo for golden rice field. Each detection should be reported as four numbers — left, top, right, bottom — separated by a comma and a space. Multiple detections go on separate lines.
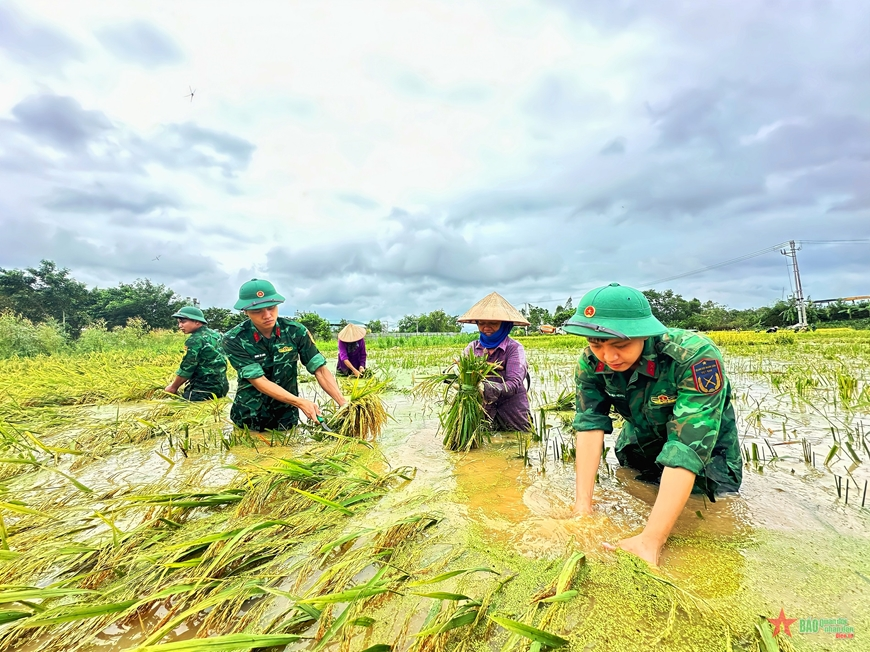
0, 329, 868, 651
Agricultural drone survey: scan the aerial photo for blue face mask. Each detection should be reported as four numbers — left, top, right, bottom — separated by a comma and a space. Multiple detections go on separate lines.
478, 322, 513, 348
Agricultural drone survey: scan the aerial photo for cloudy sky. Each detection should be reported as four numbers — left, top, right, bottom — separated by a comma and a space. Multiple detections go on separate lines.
1, 0, 868, 323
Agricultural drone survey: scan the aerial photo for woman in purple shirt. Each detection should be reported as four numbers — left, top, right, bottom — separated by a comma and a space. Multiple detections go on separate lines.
458, 292, 531, 432
336, 323, 367, 377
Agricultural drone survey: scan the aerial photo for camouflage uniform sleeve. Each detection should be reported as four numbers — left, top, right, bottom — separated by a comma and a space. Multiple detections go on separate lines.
572, 353, 613, 433
656, 345, 729, 475
297, 327, 327, 374
221, 332, 265, 380
175, 335, 201, 379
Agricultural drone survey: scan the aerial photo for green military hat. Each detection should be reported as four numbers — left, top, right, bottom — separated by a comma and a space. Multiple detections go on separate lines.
564, 283, 666, 339
171, 306, 208, 323
234, 278, 285, 310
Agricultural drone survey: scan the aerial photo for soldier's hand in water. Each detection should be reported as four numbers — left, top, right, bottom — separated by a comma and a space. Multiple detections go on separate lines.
603, 534, 661, 567
298, 398, 322, 422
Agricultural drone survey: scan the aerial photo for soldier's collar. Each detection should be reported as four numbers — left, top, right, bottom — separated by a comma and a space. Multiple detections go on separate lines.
638, 338, 659, 378
250, 322, 281, 343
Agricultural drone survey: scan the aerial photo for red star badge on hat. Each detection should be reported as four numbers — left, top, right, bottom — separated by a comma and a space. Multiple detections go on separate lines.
768, 607, 797, 637
584, 305, 595, 318
256, 290, 265, 297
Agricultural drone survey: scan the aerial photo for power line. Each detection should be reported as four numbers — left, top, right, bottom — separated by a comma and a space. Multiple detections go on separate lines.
519, 238, 870, 307
640, 242, 788, 287
640, 239, 870, 288
798, 239, 870, 245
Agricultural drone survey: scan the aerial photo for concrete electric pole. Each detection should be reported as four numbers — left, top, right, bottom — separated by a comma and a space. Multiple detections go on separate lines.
780, 240, 808, 328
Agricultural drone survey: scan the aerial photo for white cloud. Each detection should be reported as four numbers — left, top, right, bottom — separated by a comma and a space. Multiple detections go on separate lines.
0, 0, 868, 319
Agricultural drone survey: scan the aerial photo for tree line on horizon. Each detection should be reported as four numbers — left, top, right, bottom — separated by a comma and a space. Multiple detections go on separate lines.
1, 260, 867, 340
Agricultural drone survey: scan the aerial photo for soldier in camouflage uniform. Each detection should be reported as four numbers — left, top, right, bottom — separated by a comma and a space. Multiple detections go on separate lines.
222, 279, 347, 431
164, 306, 229, 401
564, 283, 741, 565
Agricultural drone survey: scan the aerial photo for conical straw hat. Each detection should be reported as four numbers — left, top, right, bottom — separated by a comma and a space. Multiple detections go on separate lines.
458, 292, 530, 326
337, 323, 367, 342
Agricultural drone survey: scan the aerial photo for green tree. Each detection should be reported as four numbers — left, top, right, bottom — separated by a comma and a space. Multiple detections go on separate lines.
397, 310, 460, 332
295, 311, 332, 340
552, 304, 574, 327
201, 307, 247, 332
366, 319, 385, 333
520, 305, 553, 330
0, 260, 91, 335
642, 289, 703, 327
90, 279, 187, 330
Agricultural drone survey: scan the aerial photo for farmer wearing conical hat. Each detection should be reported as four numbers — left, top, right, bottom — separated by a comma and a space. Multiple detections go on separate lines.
565, 283, 742, 565
164, 306, 229, 401
336, 323, 367, 377
222, 279, 347, 431
458, 292, 532, 432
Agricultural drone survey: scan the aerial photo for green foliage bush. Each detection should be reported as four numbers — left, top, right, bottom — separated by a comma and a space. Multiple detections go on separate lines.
0, 310, 68, 358
295, 311, 333, 340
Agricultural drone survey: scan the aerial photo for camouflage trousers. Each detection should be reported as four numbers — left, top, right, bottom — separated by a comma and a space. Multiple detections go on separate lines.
230, 387, 299, 431
181, 381, 229, 402
615, 424, 743, 501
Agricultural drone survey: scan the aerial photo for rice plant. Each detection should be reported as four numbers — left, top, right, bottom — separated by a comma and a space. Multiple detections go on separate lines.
327, 375, 391, 440
413, 351, 501, 451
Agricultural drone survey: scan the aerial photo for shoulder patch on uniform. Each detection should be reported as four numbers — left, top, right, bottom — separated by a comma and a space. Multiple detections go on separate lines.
691, 358, 723, 394
306, 329, 315, 345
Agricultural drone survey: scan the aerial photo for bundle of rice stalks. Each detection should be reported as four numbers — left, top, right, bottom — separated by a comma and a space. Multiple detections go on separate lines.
541, 388, 574, 412
327, 376, 390, 441
414, 351, 501, 452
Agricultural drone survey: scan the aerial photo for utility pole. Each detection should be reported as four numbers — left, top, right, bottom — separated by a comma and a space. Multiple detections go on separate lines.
780, 240, 808, 328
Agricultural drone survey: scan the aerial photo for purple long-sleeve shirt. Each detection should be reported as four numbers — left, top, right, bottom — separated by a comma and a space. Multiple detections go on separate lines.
337, 338, 367, 375
464, 336, 530, 431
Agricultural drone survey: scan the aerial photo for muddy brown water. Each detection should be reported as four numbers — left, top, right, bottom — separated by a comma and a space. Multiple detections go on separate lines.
13, 349, 870, 650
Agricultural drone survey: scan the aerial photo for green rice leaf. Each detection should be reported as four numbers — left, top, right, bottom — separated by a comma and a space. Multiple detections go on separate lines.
318, 529, 371, 555
0, 587, 100, 604
488, 614, 568, 648
340, 492, 385, 507
312, 600, 351, 651
416, 609, 478, 636
139, 581, 269, 647
754, 618, 779, 652
43, 466, 93, 493
411, 592, 472, 601
299, 584, 391, 605
0, 609, 31, 625
539, 590, 578, 603
22, 599, 139, 627
288, 486, 354, 515
555, 552, 586, 594
409, 567, 498, 586
145, 582, 221, 601
360, 646, 391, 652
0, 501, 52, 517
136, 633, 301, 651
352, 616, 376, 627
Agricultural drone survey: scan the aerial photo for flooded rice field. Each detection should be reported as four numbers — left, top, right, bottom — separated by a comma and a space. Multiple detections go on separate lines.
0, 331, 868, 651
